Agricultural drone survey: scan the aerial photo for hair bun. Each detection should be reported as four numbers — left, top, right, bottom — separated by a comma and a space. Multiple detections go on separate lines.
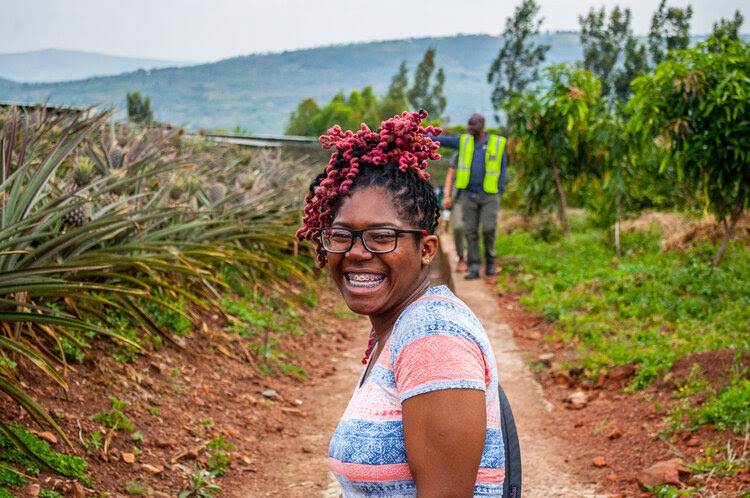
320, 110, 442, 181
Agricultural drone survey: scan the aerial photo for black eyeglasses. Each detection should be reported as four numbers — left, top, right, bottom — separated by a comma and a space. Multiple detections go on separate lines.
319, 227, 428, 254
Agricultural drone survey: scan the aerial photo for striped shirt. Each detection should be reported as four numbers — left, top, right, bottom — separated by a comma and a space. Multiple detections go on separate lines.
329, 285, 505, 496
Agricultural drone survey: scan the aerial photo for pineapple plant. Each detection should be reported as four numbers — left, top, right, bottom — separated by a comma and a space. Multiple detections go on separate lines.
168, 178, 186, 204
62, 158, 94, 228
207, 182, 227, 204
108, 145, 124, 169
238, 173, 255, 190
98, 168, 126, 210
71, 158, 94, 188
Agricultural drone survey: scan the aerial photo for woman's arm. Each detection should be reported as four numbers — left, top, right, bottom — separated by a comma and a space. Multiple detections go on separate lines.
402, 388, 486, 497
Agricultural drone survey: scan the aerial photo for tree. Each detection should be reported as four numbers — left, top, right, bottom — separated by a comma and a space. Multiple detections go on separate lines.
579, 5, 647, 101
379, 61, 410, 119
711, 10, 744, 48
628, 39, 750, 266
648, 0, 693, 65
487, 0, 549, 126
504, 64, 604, 233
428, 68, 447, 120
285, 86, 383, 137
284, 54, 451, 135
311, 92, 357, 134
126, 91, 153, 124
407, 47, 446, 119
285, 98, 320, 136
613, 35, 649, 102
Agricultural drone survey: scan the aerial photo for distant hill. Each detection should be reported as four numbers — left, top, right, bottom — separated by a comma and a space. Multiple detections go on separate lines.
2, 34, 745, 134
0, 49, 195, 83
20, 32, 734, 134
0, 34, 590, 133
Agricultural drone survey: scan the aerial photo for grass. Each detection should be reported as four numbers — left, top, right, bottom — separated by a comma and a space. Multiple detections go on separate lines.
219, 294, 309, 380
693, 374, 750, 433
90, 396, 134, 432
495, 213, 750, 432
689, 429, 749, 478
0, 425, 88, 494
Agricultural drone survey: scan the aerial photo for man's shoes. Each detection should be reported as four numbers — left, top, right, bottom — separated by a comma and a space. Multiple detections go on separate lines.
464, 270, 480, 280
485, 263, 496, 276
456, 258, 468, 272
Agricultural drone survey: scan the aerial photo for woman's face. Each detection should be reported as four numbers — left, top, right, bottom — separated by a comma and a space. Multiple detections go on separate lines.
327, 187, 436, 325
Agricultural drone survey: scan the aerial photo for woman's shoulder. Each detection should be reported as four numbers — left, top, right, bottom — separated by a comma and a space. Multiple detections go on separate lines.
406, 285, 475, 315
392, 286, 484, 344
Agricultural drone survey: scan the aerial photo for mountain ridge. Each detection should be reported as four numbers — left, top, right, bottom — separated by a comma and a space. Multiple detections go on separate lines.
0, 48, 195, 83
2, 33, 740, 133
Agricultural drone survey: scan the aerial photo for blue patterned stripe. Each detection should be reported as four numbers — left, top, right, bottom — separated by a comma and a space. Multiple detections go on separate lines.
367, 363, 395, 385
480, 428, 505, 468
336, 474, 417, 497
329, 419, 407, 465
474, 482, 505, 496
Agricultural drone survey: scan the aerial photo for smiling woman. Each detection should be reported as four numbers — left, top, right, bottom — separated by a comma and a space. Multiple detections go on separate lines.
296, 110, 505, 497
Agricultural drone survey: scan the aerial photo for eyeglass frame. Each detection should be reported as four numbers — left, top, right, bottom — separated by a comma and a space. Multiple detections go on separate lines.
318, 226, 429, 254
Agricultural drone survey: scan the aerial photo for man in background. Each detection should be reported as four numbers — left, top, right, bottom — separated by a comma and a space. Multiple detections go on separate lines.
438, 113, 508, 280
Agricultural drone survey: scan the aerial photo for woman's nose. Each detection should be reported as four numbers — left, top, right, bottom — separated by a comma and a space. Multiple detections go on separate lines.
347, 234, 372, 259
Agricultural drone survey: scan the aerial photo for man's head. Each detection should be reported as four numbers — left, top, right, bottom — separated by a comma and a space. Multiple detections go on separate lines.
467, 113, 485, 139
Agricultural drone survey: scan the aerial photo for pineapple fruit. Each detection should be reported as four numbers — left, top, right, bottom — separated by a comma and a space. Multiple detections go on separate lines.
62, 158, 94, 228
207, 182, 227, 204
98, 168, 126, 210
169, 180, 186, 203
109, 145, 124, 169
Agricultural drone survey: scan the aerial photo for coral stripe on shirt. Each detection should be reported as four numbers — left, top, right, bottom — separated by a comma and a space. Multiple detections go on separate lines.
477, 466, 506, 483
329, 458, 413, 482
394, 335, 488, 395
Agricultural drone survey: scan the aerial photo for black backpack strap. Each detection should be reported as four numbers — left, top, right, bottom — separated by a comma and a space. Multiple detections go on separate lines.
499, 383, 522, 498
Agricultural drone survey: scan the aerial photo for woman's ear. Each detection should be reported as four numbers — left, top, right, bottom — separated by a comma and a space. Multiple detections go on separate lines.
420, 235, 439, 266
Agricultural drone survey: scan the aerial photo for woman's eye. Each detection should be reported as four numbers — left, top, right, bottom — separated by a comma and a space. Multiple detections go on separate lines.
330, 231, 351, 241
372, 232, 396, 241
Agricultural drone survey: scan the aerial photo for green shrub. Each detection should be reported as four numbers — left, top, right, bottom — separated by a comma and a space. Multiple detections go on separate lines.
495, 219, 750, 391
696, 377, 750, 433
91, 396, 133, 432
206, 435, 235, 476
39, 490, 63, 498
143, 293, 192, 337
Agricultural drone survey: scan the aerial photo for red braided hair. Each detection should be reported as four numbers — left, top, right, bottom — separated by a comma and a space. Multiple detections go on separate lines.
296, 110, 442, 267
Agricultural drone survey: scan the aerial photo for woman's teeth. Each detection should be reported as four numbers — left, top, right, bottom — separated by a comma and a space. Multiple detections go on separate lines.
347, 273, 385, 287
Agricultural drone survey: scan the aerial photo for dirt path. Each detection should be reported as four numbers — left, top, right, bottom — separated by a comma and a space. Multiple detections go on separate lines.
439, 235, 598, 497
239, 312, 366, 497
256, 234, 599, 497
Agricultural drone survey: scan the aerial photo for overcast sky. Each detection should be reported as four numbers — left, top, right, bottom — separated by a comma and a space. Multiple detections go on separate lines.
2, 0, 746, 62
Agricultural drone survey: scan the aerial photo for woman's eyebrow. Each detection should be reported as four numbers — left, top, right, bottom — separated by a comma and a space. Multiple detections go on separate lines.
330, 222, 401, 228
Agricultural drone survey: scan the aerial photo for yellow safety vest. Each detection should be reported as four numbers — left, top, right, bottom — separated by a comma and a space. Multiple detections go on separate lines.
455, 133, 507, 194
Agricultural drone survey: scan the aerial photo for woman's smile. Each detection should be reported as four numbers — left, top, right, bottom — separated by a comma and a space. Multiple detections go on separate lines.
345, 272, 386, 289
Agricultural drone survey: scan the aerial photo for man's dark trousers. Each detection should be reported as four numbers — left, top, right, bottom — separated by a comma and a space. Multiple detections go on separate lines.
460, 191, 499, 273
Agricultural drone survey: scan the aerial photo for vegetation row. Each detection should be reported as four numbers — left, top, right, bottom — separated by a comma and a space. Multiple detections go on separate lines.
0, 106, 320, 495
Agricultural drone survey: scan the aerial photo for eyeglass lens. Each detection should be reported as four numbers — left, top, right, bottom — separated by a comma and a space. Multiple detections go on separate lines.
321, 228, 398, 253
